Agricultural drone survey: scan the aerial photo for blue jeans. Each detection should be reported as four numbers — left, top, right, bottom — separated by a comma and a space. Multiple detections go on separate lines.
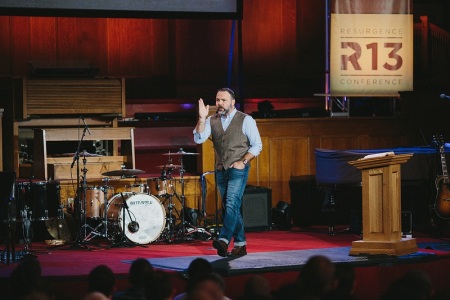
215, 165, 249, 246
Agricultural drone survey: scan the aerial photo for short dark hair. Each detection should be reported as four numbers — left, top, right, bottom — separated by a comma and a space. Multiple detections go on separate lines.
217, 87, 236, 100
129, 258, 154, 287
88, 265, 115, 297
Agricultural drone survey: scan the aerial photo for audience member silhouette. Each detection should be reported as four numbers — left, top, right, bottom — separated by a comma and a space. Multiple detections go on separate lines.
86, 264, 116, 299
145, 270, 174, 300
113, 258, 154, 300
238, 275, 272, 300
273, 255, 337, 300
174, 258, 213, 300
323, 264, 356, 300
381, 269, 434, 300
84, 292, 109, 300
184, 272, 227, 300
9, 257, 55, 300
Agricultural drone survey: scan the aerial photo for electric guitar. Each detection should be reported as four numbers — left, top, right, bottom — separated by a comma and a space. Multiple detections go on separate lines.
433, 134, 450, 219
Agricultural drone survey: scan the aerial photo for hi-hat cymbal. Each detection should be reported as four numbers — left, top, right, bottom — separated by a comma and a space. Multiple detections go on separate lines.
156, 164, 182, 169
101, 168, 145, 177
162, 150, 199, 156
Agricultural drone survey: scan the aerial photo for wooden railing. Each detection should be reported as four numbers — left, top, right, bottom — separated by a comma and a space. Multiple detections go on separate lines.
415, 16, 450, 87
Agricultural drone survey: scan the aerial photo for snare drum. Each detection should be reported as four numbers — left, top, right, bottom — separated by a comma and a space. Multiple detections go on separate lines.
147, 178, 174, 196
104, 193, 166, 244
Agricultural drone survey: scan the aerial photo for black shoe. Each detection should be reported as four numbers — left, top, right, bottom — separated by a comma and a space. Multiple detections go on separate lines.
228, 245, 247, 257
213, 240, 228, 257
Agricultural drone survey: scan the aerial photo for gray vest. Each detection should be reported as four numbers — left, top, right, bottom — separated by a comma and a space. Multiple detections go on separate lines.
211, 111, 249, 170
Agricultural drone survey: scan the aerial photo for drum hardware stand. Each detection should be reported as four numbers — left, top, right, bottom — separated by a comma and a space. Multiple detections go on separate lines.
19, 206, 38, 258
0, 172, 21, 264
175, 153, 211, 241
108, 193, 147, 248
53, 119, 100, 250
201, 171, 217, 238
158, 166, 179, 243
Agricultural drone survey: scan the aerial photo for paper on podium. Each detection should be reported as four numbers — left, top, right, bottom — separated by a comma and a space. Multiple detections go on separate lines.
359, 151, 395, 160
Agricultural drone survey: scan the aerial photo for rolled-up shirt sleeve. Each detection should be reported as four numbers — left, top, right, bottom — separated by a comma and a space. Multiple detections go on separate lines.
243, 116, 262, 157
193, 117, 212, 144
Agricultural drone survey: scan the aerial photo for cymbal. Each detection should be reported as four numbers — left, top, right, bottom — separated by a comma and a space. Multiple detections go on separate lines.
156, 164, 182, 169
62, 150, 103, 157
162, 150, 199, 156
101, 168, 145, 177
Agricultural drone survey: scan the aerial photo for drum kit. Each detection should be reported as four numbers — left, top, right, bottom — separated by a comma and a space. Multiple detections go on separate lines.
69, 148, 209, 248
0, 173, 65, 261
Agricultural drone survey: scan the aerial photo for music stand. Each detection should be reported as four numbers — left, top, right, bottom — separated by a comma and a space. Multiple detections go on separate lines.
0, 171, 17, 264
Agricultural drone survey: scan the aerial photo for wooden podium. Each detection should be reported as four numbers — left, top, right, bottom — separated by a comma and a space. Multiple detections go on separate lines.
348, 153, 418, 256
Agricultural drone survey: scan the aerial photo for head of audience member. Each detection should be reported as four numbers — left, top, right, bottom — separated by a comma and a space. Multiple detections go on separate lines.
240, 275, 272, 300
10, 257, 55, 300
323, 263, 356, 300
296, 255, 337, 298
185, 272, 226, 300
186, 258, 212, 280
129, 258, 154, 288
145, 270, 174, 300
88, 264, 116, 299
381, 269, 434, 300
84, 291, 110, 300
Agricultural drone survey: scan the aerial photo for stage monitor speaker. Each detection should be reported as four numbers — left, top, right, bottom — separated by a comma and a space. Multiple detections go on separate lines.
242, 185, 272, 231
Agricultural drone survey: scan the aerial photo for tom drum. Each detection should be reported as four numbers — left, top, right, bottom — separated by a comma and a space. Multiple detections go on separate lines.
15, 180, 61, 221
81, 186, 114, 219
147, 178, 174, 197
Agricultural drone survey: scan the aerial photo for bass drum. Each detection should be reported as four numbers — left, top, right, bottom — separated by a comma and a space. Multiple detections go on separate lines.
105, 193, 166, 244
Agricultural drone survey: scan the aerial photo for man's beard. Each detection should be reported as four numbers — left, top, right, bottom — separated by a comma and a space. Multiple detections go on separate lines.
217, 107, 229, 115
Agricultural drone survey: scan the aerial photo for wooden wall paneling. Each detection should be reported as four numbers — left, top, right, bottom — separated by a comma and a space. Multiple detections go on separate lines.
107, 18, 159, 77
267, 137, 311, 206
319, 135, 364, 151
175, 19, 233, 96
248, 136, 271, 188
10, 17, 31, 76
297, 0, 326, 79
366, 135, 410, 149
107, 18, 122, 75
280, 0, 298, 77
30, 17, 57, 61
57, 17, 78, 61
242, 0, 282, 72
0, 17, 11, 76
198, 117, 412, 207
241, 0, 286, 95
76, 18, 108, 75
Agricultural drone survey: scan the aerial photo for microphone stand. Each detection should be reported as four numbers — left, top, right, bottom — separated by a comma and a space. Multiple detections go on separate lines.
108, 193, 146, 248
52, 119, 99, 250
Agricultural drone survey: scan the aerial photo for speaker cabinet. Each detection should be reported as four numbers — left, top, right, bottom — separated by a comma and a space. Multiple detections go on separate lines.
242, 185, 272, 231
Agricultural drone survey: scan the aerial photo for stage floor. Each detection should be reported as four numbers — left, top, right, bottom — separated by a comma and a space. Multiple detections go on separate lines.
1, 224, 450, 300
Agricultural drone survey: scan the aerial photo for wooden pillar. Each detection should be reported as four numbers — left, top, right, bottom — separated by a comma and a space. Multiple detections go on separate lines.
349, 154, 418, 256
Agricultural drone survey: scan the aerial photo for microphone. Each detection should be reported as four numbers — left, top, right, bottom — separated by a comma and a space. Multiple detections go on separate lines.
80, 116, 91, 135
440, 94, 450, 100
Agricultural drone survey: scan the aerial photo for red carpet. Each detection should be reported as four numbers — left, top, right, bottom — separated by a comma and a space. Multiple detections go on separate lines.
1, 226, 450, 299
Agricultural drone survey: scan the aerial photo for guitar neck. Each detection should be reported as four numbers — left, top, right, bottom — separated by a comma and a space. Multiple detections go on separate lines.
440, 146, 449, 183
